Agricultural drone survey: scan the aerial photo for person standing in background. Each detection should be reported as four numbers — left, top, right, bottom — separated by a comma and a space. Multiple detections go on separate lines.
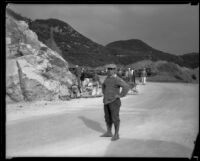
80, 67, 86, 92
74, 65, 82, 94
141, 68, 147, 85
125, 68, 129, 82
127, 68, 132, 82
131, 68, 136, 84
92, 71, 101, 96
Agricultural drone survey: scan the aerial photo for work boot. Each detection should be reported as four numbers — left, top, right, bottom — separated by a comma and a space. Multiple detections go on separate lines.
100, 123, 113, 137
111, 122, 120, 141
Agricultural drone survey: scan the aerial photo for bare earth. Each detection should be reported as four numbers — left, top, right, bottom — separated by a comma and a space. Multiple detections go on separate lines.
6, 82, 199, 158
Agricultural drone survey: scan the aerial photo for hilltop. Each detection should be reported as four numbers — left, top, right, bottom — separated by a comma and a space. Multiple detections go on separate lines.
106, 39, 199, 68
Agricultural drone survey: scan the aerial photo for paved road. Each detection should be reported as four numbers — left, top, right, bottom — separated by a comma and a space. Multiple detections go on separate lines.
6, 82, 199, 158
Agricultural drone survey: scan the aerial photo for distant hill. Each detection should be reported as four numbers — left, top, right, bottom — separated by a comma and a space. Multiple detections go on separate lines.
28, 19, 118, 67
179, 52, 199, 69
6, 8, 199, 69
105, 39, 199, 68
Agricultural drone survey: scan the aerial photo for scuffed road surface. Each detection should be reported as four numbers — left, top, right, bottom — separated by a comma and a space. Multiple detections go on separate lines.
6, 82, 199, 158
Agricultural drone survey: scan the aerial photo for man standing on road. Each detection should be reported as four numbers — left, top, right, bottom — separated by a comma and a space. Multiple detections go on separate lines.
131, 68, 136, 84
74, 65, 82, 94
127, 68, 132, 82
101, 64, 129, 141
141, 68, 147, 85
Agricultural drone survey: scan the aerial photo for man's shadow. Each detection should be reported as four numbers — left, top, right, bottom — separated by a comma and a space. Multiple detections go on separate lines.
78, 116, 106, 134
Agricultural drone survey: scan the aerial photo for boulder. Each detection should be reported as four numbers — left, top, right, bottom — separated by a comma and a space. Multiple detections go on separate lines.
6, 74, 24, 102
6, 14, 76, 102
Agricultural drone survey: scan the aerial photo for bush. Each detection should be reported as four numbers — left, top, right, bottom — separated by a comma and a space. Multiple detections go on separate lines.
191, 74, 197, 80
48, 54, 66, 68
174, 74, 183, 81
157, 63, 179, 73
40, 46, 48, 52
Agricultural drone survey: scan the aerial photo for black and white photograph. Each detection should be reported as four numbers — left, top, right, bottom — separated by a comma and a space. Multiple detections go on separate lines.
5, 4, 199, 158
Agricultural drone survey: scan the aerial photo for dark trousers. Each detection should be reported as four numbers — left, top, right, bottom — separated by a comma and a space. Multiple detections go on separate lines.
77, 78, 82, 93
104, 98, 121, 125
132, 75, 136, 84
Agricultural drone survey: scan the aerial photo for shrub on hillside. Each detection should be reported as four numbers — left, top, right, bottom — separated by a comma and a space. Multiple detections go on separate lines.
191, 74, 197, 80
156, 62, 179, 73
48, 54, 66, 68
174, 74, 183, 81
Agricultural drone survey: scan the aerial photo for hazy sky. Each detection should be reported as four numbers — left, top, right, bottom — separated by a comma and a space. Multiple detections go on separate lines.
8, 4, 199, 55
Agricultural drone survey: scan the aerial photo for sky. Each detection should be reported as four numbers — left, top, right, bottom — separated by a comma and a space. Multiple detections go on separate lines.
8, 4, 199, 55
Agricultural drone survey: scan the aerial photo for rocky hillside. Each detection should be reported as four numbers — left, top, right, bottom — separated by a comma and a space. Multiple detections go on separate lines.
6, 7, 32, 24
28, 19, 117, 67
6, 8, 117, 67
6, 12, 77, 102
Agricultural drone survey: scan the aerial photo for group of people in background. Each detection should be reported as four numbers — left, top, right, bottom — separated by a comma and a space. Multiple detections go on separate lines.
69, 65, 147, 98
70, 65, 101, 98
116, 67, 147, 85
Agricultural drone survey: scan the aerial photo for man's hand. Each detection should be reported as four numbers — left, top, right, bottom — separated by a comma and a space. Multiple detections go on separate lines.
115, 94, 121, 99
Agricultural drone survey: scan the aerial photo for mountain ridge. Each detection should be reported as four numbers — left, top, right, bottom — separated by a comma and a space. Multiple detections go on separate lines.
6, 8, 199, 68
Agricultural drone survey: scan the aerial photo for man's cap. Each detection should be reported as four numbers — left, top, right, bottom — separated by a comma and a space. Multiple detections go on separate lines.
106, 64, 117, 69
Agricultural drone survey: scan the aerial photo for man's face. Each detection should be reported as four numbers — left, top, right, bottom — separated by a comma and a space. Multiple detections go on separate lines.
107, 68, 116, 76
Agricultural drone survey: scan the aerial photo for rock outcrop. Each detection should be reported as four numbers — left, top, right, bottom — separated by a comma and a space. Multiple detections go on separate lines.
6, 14, 76, 102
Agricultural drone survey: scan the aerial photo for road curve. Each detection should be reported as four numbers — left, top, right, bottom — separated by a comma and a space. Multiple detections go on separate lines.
6, 82, 199, 158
